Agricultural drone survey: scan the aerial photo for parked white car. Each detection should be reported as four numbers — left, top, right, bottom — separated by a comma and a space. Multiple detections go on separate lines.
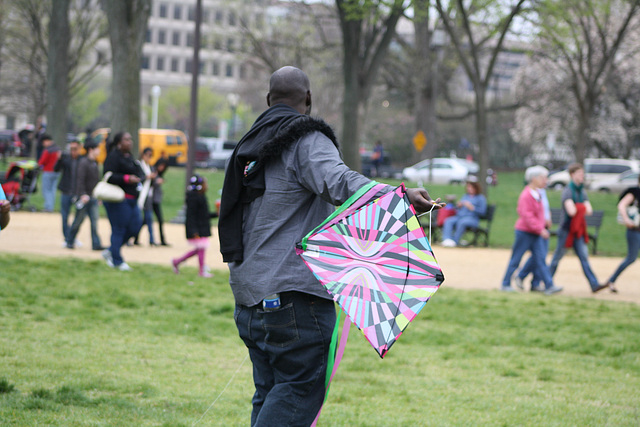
590, 170, 640, 193
197, 137, 238, 169
402, 158, 477, 185
547, 158, 640, 190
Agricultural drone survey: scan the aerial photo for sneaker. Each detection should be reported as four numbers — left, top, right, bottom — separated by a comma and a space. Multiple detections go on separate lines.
118, 262, 132, 272
102, 248, 113, 264
171, 259, 180, 274
544, 285, 563, 295
530, 286, 544, 293
74, 239, 83, 248
441, 239, 457, 247
199, 271, 213, 278
591, 283, 609, 293
500, 286, 517, 292
514, 274, 524, 290
106, 258, 115, 268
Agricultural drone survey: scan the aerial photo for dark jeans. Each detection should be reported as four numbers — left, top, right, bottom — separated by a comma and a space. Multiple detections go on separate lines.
502, 230, 554, 288
549, 227, 599, 290
607, 228, 640, 284
235, 292, 336, 427
104, 198, 142, 266
60, 192, 73, 240
518, 235, 550, 289
66, 198, 102, 249
152, 202, 167, 244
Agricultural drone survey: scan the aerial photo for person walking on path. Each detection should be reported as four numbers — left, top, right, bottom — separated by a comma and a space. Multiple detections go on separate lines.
55, 139, 82, 244
152, 158, 170, 246
218, 66, 441, 426
37, 134, 61, 213
101, 132, 144, 271
603, 175, 640, 293
171, 175, 216, 277
514, 178, 552, 292
501, 166, 563, 295
65, 141, 104, 250
441, 176, 487, 247
548, 163, 607, 293
132, 148, 157, 246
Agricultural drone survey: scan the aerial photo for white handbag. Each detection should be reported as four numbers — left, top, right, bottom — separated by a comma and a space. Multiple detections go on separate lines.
93, 172, 125, 202
617, 205, 640, 227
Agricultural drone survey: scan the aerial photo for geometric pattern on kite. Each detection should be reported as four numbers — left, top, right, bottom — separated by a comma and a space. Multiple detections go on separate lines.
298, 184, 445, 358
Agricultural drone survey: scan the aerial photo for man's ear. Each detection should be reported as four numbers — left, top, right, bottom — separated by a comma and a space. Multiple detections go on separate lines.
266, 92, 271, 107
305, 91, 312, 115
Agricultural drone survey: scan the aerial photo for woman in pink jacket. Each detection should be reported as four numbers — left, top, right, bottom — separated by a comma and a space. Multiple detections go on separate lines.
501, 166, 563, 295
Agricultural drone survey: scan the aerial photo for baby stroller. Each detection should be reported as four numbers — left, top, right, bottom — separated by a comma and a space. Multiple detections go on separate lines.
0, 160, 39, 211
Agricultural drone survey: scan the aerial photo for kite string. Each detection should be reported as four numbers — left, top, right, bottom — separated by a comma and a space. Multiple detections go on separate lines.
192, 352, 249, 426
417, 203, 438, 245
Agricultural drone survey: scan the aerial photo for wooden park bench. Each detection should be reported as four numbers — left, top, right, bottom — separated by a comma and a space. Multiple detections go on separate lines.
420, 204, 497, 248
549, 208, 605, 255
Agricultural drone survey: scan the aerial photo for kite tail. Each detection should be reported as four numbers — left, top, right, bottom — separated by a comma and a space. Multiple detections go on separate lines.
312, 312, 351, 427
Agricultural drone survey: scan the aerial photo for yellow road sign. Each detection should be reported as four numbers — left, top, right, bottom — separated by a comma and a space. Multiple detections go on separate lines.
413, 130, 427, 152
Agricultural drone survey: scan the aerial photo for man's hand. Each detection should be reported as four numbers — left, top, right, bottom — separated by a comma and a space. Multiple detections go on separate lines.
406, 188, 445, 214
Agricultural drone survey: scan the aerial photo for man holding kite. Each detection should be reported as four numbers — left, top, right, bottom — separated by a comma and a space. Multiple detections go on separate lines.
219, 66, 442, 426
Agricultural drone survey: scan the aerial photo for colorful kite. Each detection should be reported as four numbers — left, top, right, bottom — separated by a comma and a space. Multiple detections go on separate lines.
297, 182, 445, 358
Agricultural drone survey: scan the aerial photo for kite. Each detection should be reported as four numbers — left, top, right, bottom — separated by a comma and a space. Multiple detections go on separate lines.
297, 182, 445, 358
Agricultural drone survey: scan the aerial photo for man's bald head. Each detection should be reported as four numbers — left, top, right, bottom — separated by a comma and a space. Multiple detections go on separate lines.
267, 66, 312, 114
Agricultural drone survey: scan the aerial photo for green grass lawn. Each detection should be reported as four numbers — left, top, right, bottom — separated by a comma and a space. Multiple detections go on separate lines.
1, 255, 639, 425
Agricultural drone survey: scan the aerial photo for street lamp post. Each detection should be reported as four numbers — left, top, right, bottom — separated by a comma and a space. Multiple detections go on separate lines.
227, 93, 239, 140
151, 85, 161, 129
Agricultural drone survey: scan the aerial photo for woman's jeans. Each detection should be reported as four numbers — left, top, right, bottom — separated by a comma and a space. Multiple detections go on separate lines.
41, 171, 60, 212
104, 198, 142, 266
607, 228, 640, 284
442, 215, 479, 244
518, 236, 550, 289
503, 230, 554, 288
66, 198, 102, 249
549, 227, 599, 290
234, 292, 335, 427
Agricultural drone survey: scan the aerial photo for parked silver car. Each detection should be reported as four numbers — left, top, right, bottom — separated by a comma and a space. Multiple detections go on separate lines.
590, 170, 639, 193
402, 158, 477, 185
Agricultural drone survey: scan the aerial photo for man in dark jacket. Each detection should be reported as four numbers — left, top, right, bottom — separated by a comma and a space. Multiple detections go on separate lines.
65, 141, 104, 250
218, 66, 440, 426
55, 139, 81, 243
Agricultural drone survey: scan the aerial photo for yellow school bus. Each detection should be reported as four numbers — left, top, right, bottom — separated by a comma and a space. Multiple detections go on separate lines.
90, 128, 189, 165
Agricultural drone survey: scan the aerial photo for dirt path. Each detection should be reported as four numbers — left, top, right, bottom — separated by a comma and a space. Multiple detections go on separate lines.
2, 211, 639, 304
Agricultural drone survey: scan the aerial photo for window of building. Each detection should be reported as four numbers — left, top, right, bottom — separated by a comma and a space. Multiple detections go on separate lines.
145, 29, 151, 43
239, 64, 247, 79
187, 32, 194, 47
158, 30, 166, 44
188, 6, 195, 21
171, 58, 179, 72
142, 56, 150, 69
199, 62, 204, 75
214, 37, 222, 50
215, 10, 223, 24
226, 63, 233, 77
159, 3, 168, 18
174, 5, 182, 20
212, 61, 220, 76
226, 37, 234, 52
228, 11, 236, 26
186, 59, 193, 74
172, 31, 181, 46
157, 57, 165, 71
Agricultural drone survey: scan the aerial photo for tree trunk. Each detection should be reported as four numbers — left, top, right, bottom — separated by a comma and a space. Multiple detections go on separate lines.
341, 19, 362, 171
103, 0, 152, 153
47, 0, 71, 149
475, 88, 489, 188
